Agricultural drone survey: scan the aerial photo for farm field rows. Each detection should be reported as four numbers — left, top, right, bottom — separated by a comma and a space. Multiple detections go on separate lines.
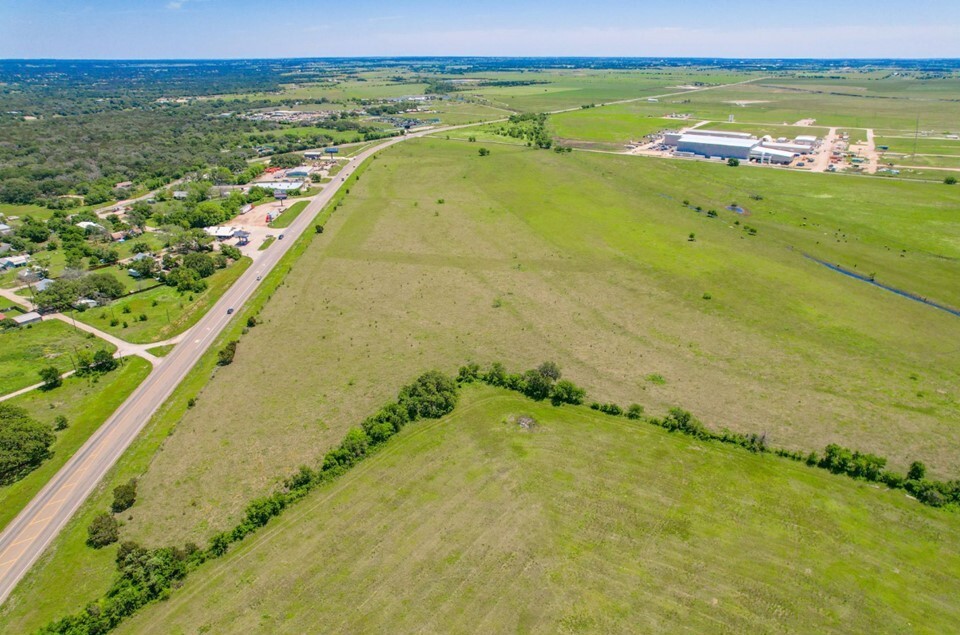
102, 387, 960, 634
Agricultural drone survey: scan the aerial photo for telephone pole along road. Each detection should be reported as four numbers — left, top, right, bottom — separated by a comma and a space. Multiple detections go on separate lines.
0, 129, 424, 606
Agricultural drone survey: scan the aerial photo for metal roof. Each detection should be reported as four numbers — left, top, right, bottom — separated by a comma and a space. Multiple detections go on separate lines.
677, 134, 759, 149
750, 147, 796, 159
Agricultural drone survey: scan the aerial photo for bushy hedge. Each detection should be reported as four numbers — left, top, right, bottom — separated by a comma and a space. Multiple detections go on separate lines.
40, 361, 958, 634
582, 393, 960, 510
41, 369, 461, 635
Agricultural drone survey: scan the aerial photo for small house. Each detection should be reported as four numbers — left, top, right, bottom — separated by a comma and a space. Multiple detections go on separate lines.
34, 278, 54, 292
12, 311, 41, 326
0, 223, 12, 236
173, 190, 189, 200
75, 298, 98, 310
0, 255, 29, 269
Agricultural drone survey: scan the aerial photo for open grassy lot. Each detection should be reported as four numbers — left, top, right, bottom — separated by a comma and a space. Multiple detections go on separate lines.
267, 200, 308, 229
875, 136, 960, 156
97, 136, 960, 555
888, 155, 960, 170
641, 82, 960, 131
75, 258, 251, 344
773, 74, 960, 101
0, 357, 151, 531
462, 69, 756, 112
4, 134, 959, 632
110, 386, 960, 634
423, 99, 511, 124
549, 106, 687, 147
0, 319, 116, 396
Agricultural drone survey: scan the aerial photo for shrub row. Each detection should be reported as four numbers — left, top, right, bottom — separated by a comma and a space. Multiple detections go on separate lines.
458, 360, 585, 406
588, 400, 960, 509
43, 370, 460, 635
44, 361, 958, 634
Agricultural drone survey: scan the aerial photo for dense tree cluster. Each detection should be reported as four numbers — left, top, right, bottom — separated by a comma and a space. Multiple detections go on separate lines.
0, 404, 55, 486
495, 113, 552, 149
34, 272, 126, 312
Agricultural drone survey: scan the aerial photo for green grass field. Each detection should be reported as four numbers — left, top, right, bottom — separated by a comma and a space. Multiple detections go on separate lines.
86, 137, 959, 559
608, 81, 960, 131
0, 320, 116, 396
106, 386, 960, 634
462, 69, 755, 112
74, 258, 250, 344
267, 200, 308, 229
0, 357, 151, 531
549, 106, 687, 147
4, 74, 960, 632
875, 136, 960, 156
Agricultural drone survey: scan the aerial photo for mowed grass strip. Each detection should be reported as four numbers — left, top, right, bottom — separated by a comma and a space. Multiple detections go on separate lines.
0, 357, 152, 530
115, 387, 960, 634
74, 258, 251, 344
549, 105, 691, 145
0, 320, 116, 396
267, 200, 308, 229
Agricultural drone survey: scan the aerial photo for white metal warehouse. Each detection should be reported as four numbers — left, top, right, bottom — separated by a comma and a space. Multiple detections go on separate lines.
749, 147, 795, 164
675, 134, 759, 159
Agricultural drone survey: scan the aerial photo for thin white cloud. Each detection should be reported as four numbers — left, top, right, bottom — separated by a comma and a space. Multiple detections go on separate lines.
166, 0, 185, 9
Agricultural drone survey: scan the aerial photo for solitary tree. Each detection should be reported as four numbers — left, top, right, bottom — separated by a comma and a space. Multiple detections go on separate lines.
39, 366, 62, 390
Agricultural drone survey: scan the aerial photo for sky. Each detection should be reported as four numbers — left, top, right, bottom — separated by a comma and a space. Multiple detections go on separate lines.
1, 0, 959, 59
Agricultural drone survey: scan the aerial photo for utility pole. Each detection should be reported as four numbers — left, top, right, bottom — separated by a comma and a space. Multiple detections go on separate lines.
913, 115, 920, 157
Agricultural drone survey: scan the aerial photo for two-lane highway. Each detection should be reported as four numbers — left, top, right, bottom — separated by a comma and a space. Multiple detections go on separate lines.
0, 130, 425, 605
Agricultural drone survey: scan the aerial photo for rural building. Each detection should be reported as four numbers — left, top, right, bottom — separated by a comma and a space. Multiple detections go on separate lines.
675, 134, 759, 160
287, 166, 312, 179
204, 226, 236, 240
0, 255, 29, 269
795, 135, 818, 146
33, 278, 54, 292
749, 147, 795, 164
75, 298, 98, 310
262, 181, 305, 191
12, 311, 41, 326
0, 242, 11, 254
114, 181, 133, 189
0, 223, 12, 236
76, 221, 105, 232
173, 190, 189, 200
304, 151, 323, 160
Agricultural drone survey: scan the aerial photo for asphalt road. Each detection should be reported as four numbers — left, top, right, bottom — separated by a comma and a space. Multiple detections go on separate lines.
0, 130, 422, 606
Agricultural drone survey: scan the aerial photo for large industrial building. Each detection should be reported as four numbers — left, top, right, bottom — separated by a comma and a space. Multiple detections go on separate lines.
663, 128, 820, 164
675, 134, 759, 160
